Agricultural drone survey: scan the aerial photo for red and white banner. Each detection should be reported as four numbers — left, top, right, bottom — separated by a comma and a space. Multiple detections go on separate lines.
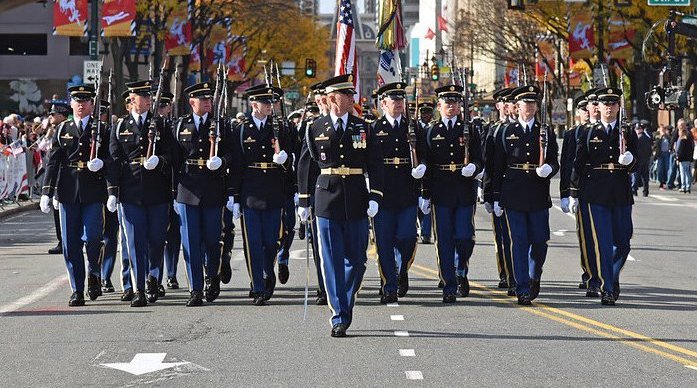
101, 0, 136, 37
165, 6, 192, 56
53, 0, 88, 37
226, 36, 247, 81
568, 12, 595, 60
206, 24, 229, 76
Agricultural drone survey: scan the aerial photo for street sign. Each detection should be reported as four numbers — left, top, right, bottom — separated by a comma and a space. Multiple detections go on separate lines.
83, 60, 101, 85
647, 0, 691, 6
281, 61, 296, 76
285, 91, 299, 100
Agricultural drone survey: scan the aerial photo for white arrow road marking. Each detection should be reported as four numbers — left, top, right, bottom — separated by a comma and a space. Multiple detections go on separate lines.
405, 371, 423, 380
100, 353, 190, 376
399, 349, 416, 357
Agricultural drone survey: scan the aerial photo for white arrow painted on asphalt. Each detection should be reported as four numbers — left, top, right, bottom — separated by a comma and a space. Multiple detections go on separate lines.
100, 353, 190, 376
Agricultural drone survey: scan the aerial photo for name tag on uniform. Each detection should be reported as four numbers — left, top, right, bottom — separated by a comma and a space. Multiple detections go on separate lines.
315, 134, 329, 141
376, 130, 388, 137
119, 130, 133, 136
243, 136, 256, 143
506, 134, 519, 140
179, 128, 191, 136
60, 133, 73, 139
432, 134, 444, 141
590, 136, 603, 143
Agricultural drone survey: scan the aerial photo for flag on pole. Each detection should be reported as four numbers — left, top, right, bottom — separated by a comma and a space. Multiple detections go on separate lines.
335, 0, 360, 103
165, 6, 192, 55
101, 0, 136, 37
53, 0, 88, 37
375, 0, 405, 87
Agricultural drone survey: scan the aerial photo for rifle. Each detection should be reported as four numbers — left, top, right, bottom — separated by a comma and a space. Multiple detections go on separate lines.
264, 64, 281, 155
539, 70, 549, 166
619, 73, 627, 154
90, 60, 104, 161
106, 68, 113, 126
462, 66, 471, 165
407, 86, 419, 168
210, 62, 225, 158
522, 65, 528, 85
147, 56, 170, 159
171, 65, 179, 119
600, 63, 608, 87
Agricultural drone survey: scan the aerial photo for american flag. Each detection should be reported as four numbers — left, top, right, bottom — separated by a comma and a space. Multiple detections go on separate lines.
335, 0, 359, 103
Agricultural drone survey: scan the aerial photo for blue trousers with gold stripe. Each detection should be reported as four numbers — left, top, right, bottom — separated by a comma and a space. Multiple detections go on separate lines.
575, 199, 598, 289
316, 216, 368, 327
176, 203, 223, 292
432, 204, 476, 295
120, 203, 169, 291
578, 203, 632, 294
505, 209, 549, 296
374, 205, 418, 294
59, 202, 104, 293
492, 213, 514, 286
242, 207, 282, 295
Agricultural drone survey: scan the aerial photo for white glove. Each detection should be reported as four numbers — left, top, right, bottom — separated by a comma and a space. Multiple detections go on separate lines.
618, 151, 634, 166
106, 195, 118, 213
569, 197, 579, 214
232, 203, 241, 220
143, 155, 159, 170
225, 196, 235, 212
367, 200, 379, 218
87, 158, 103, 172
273, 150, 288, 165
461, 163, 477, 177
493, 201, 504, 217
40, 195, 51, 213
484, 202, 493, 214
52, 197, 59, 210
173, 200, 180, 215
206, 155, 222, 171
418, 197, 431, 215
477, 187, 484, 203
298, 206, 310, 222
560, 197, 570, 213
411, 164, 426, 179
294, 193, 299, 206
536, 163, 553, 178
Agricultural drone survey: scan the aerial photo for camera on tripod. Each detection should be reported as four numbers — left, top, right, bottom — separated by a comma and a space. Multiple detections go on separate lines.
645, 85, 690, 110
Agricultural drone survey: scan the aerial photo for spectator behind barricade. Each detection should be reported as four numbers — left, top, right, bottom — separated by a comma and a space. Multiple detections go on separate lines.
654, 124, 672, 190
675, 125, 694, 194
633, 122, 653, 197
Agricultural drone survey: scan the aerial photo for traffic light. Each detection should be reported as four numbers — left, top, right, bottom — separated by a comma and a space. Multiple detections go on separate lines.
431, 63, 439, 81
305, 58, 317, 78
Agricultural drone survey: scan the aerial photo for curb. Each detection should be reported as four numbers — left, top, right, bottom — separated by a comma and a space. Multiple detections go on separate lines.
0, 202, 40, 221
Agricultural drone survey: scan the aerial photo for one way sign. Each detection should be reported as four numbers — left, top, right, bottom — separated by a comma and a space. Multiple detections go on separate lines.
83, 60, 102, 85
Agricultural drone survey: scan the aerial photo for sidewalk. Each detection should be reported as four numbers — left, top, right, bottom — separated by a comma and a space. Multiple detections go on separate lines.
0, 199, 39, 220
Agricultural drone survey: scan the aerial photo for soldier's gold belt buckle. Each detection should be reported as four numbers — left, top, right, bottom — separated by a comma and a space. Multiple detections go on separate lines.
608, 163, 615, 170
449, 164, 457, 172
335, 167, 351, 175
393, 157, 400, 165
522, 162, 529, 170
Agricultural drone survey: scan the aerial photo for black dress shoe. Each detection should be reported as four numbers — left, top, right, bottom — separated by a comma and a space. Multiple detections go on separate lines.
102, 279, 115, 293
331, 324, 348, 338
585, 286, 600, 298
437, 280, 444, 289
601, 291, 616, 306
86, 275, 102, 301
48, 244, 63, 255
157, 285, 166, 297
264, 275, 276, 300
442, 293, 457, 303
380, 291, 398, 304
278, 263, 290, 284
220, 259, 232, 284
298, 222, 306, 240
121, 288, 134, 302
68, 291, 85, 307
498, 279, 509, 289
613, 282, 621, 301
316, 291, 327, 305
167, 277, 179, 289
205, 276, 221, 302
578, 281, 588, 289
517, 294, 532, 305
130, 291, 147, 307
397, 271, 409, 297
253, 294, 266, 306
146, 276, 159, 303
507, 287, 517, 297
529, 279, 541, 300
457, 276, 469, 297
187, 290, 204, 307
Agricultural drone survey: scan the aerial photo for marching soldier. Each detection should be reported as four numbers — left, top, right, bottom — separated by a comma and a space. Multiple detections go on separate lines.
559, 93, 597, 298
173, 81, 234, 306
570, 87, 637, 306
418, 84, 483, 303
482, 87, 516, 296
415, 100, 435, 244
491, 85, 559, 305
45, 102, 70, 255
107, 80, 176, 307
297, 74, 385, 337
230, 85, 292, 305
372, 82, 424, 303
39, 84, 109, 307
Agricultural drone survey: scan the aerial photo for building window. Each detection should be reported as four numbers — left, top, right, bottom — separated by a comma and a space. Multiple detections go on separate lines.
0, 34, 47, 55
69, 37, 89, 56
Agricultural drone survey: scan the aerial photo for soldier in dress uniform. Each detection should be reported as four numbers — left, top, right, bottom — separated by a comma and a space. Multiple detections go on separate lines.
482, 87, 516, 296
297, 74, 385, 337
107, 80, 177, 307
172, 81, 234, 306
418, 84, 483, 303
99, 100, 118, 295
39, 84, 109, 307
559, 94, 597, 298
45, 103, 70, 255
570, 87, 637, 306
490, 85, 559, 305
371, 82, 424, 303
415, 101, 435, 245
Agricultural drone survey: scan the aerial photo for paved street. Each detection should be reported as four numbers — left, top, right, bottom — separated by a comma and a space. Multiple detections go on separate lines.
1, 180, 696, 387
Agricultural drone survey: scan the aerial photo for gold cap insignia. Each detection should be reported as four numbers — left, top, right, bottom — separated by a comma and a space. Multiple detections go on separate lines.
348, 75, 354, 82
397, 83, 401, 88
449, 86, 455, 91
608, 89, 613, 94
145, 81, 150, 86
529, 87, 534, 91
203, 83, 209, 88
79, 87, 85, 91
